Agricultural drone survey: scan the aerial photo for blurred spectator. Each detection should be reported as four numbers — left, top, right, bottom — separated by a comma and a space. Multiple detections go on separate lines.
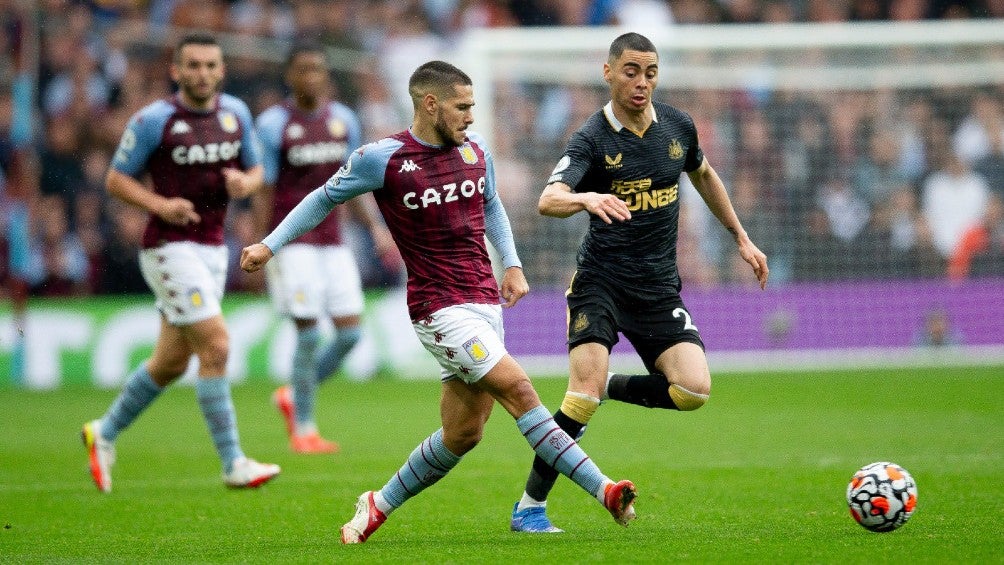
671, 0, 725, 23
953, 90, 1004, 166
378, 3, 446, 119
914, 307, 963, 346
948, 192, 1004, 279
806, 0, 851, 22
38, 116, 86, 206
168, 0, 228, 31
791, 207, 848, 281
96, 200, 148, 294
894, 95, 935, 183
73, 189, 105, 289
973, 124, 1004, 197
921, 151, 990, 257
853, 128, 910, 207
25, 194, 90, 296
818, 176, 871, 244
42, 41, 110, 118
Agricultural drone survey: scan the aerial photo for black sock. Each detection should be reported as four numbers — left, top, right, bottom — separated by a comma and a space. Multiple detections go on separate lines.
523, 410, 587, 502
607, 373, 679, 409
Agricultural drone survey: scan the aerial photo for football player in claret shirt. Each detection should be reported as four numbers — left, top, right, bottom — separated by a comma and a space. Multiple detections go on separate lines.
241, 60, 637, 544
509, 32, 769, 533
253, 41, 395, 454
81, 33, 280, 493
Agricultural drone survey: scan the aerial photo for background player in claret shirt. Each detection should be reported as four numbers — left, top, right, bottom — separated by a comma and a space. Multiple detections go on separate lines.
81, 34, 280, 492
509, 32, 769, 533
241, 60, 637, 544
254, 41, 395, 454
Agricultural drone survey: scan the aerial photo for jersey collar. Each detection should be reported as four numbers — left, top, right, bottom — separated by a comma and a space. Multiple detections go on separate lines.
602, 101, 658, 132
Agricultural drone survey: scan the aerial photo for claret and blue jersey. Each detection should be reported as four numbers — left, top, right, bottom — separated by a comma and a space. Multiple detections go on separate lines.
256, 99, 362, 245
111, 94, 262, 248
264, 129, 521, 322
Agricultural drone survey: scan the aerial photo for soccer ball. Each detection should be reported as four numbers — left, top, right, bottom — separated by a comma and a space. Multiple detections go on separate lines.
846, 461, 918, 532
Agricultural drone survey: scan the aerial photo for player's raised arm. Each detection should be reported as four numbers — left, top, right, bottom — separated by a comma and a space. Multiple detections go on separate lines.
240, 186, 335, 272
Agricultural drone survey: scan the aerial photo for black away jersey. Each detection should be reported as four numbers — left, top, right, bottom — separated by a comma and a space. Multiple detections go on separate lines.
547, 101, 704, 293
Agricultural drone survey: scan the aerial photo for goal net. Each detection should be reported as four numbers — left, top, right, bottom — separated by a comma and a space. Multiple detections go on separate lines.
457, 21, 1004, 370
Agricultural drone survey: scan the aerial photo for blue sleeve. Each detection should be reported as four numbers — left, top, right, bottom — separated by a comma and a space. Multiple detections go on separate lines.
221, 95, 263, 169
262, 137, 400, 253
332, 102, 363, 153
320, 138, 400, 203
111, 101, 172, 177
262, 188, 336, 253
469, 132, 521, 269
255, 106, 287, 185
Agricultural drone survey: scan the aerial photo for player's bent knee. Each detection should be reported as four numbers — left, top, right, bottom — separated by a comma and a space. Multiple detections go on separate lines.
668, 383, 709, 411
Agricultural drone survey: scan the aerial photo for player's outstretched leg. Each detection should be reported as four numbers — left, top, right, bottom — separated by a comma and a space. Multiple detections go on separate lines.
340, 429, 462, 543
341, 491, 388, 544
516, 405, 637, 527
81, 420, 115, 493
512, 393, 597, 532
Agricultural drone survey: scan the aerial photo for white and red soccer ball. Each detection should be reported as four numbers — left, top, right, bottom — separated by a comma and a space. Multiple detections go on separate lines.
847, 461, 918, 532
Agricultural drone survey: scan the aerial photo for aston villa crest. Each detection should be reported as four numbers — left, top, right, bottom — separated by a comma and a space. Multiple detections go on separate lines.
458, 143, 478, 165
328, 118, 346, 138
218, 111, 239, 133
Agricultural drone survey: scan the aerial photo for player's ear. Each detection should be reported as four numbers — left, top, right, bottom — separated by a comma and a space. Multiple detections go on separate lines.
603, 63, 612, 84
423, 93, 438, 115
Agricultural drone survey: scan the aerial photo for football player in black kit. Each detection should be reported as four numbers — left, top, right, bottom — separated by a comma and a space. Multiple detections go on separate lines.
510, 32, 769, 533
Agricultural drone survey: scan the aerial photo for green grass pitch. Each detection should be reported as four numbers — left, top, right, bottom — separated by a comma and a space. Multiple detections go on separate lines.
1, 366, 1001, 563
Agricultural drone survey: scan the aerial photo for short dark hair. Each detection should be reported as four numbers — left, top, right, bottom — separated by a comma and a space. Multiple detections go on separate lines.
408, 61, 472, 106
174, 33, 220, 63
608, 32, 657, 62
284, 39, 327, 70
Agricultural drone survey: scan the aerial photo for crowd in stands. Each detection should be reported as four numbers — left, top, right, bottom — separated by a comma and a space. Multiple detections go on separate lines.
1, 0, 1003, 298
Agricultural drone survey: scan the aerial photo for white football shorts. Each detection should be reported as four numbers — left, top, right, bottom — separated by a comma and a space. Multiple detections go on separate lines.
139, 241, 227, 326
412, 303, 509, 384
265, 243, 364, 320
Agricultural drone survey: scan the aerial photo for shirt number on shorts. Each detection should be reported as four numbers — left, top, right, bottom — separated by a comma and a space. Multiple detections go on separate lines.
673, 307, 698, 333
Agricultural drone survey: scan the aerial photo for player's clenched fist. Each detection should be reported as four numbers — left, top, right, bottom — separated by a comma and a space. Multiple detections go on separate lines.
240, 243, 274, 272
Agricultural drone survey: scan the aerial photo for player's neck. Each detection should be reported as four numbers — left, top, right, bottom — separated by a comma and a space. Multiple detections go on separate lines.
410, 122, 445, 147
612, 103, 653, 136
177, 92, 217, 112
294, 94, 322, 112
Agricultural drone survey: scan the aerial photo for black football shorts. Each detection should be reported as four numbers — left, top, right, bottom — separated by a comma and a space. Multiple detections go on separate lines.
566, 270, 705, 374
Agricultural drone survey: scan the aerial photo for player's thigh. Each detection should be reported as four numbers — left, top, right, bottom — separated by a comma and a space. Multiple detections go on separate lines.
412, 303, 508, 384
623, 296, 705, 376
265, 244, 326, 320
139, 242, 227, 326
319, 245, 364, 318
654, 342, 710, 395
439, 378, 494, 454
